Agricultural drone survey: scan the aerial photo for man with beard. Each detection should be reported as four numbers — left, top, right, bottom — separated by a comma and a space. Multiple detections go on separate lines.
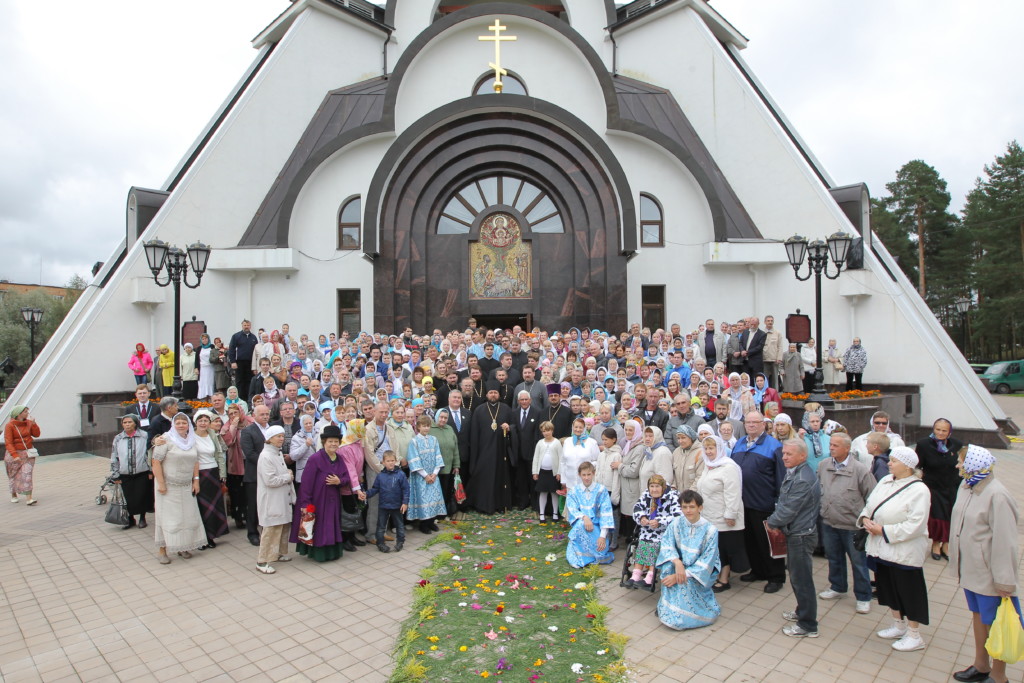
513, 365, 547, 408
544, 383, 572, 438
460, 377, 480, 413
435, 369, 460, 409
468, 381, 515, 514
494, 368, 515, 406
488, 352, 521, 387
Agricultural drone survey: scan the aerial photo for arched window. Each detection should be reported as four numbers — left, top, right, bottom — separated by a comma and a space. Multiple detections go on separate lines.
338, 196, 361, 249
473, 72, 528, 96
438, 175, 563, 234
639, 193, 663, 247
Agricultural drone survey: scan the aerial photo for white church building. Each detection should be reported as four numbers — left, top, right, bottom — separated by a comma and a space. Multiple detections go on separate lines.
2, 0, 1005, 447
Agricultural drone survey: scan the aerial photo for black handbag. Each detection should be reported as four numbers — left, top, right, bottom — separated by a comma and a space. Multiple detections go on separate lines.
855, 479, 923, 552
104, 484, 131, 526
340, 507, 363, 532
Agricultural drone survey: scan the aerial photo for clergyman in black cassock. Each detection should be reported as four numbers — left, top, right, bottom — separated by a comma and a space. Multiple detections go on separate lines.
544, 383, 572, 439
468, 382, 516, 514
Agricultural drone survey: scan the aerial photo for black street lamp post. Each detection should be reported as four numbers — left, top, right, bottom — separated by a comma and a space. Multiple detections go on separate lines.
20, 307, 44, 362
955, 296, 971, 359
784, 232, 853, 408
143, 239, 211, 399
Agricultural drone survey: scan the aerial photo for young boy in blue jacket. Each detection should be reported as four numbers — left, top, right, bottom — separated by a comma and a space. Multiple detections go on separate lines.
366, 451, 409, 552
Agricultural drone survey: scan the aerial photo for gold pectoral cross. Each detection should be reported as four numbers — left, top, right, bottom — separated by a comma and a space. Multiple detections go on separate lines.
479, 20, 517, 93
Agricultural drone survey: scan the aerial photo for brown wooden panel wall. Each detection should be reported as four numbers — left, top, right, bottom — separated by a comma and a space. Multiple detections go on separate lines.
373, 112, 628, 334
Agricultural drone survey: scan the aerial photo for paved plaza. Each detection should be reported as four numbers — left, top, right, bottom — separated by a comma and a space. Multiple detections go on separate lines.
2, 398, 1024, 682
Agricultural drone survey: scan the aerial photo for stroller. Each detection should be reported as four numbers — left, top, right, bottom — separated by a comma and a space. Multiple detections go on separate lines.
618, 522, 658, 593
95, 474, 117, 506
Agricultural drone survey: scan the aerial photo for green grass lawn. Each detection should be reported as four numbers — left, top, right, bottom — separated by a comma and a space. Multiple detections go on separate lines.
390, 511, 627, 682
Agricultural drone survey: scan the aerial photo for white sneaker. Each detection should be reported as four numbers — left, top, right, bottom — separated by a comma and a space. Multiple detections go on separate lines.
10, 496, 18, 503
856, 601, 872, 614
782, 610, 799, 622
539, 515, 545, 522
782, 623, 819, 638
891, 633, 925, 652
877, 622, 908, 639
818, 589, 845, 600
256, 563, 276, 574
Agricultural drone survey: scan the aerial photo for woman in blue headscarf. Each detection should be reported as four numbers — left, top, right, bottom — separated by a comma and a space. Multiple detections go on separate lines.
560, 417, 600, 493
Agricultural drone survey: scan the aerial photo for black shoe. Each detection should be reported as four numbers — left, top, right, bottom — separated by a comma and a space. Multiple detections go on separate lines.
138, 517, 147, 529
428, 521, 440, 531
351, 537, 366, 546
764, 582, 784, 594
941, 551, 949, 561
248, 535, 260, 546
394, 541, 404, 552
234, 518, 245, 529
740, 572, 762, 582
931, 552, 943, 561
712, 581, 731, 593
642, 581, 656, 593
953, 666, 992, 682
377, 543, 391, 553
122, 517, 136, 530
206, 539, 216, 549
342, 540, 356, 552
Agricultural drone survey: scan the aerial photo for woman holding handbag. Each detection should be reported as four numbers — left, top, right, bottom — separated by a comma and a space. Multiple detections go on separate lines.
5, 406, 40, 505
858, 446, 931, 652
110, 415, 153, 528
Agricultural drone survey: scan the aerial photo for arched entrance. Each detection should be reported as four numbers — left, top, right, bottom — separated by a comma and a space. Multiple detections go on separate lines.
369, 106, 633, 333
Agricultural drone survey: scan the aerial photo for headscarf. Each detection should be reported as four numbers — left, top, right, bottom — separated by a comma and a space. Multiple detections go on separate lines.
675, 424, 698, 444
696, 423, 714, 442
135, 343, 148, 357
571, 417, 588, 447
621, 418, 645, 453
343, 419, 366, 445
165, 413, 197, 451
960, 444, 994, 487
9, 405, 27, 420
752, 373, 769, 405
643, 425, 666, 460
802, 410, 825, 461
930, 419, 952, 453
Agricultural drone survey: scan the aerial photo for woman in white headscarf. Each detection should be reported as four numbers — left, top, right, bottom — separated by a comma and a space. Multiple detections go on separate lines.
949, 446, 1021, 683
151, 413, 207, 564
696, 435, 746, 592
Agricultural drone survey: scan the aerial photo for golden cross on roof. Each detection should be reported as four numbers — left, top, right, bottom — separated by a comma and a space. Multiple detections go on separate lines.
478, 20, 517, 93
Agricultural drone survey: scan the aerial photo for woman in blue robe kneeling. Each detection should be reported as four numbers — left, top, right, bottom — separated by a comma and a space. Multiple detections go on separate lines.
565, 461, 615, 568
656, 489, 722, 630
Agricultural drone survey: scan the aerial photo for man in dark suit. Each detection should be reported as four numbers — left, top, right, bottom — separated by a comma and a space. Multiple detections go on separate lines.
740, 316, 768, 376
125, 385, 159, 445
488, 352, 521, 388
240, 404, 271, 546
446, 390, 472, 475
511, 390, 542, 510
227, 319, 258, 402
146, 396, 179, 443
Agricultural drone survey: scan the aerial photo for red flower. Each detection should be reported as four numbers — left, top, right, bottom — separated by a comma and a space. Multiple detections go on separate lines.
305, 504, 315, 513
453, 534, 463, 540
482, 563, 494, 570
586, 614, 596, 619
495, 605, 504, 614
418, 579, 431, 587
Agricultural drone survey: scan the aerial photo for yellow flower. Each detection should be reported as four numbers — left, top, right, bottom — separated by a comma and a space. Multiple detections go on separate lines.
430, 645, 438, 651
481, 672, 490, 678
570, 603, 576, 609
459, 646, 468, 652
533, 659, 544, 666
521, 557, 527, 561
427, 636, 440, 642
570, 637, 577, 642
416, 650, 425, 655
569, 629, 577, 634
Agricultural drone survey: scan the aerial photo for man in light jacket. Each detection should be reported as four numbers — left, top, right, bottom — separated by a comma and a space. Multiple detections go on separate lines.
817, 432, 876, 614
767, 438, 822, 638
761, 315, 785, 389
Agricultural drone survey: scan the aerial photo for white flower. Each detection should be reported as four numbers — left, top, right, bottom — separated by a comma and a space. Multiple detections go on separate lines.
548, 626, 558, 632
596, 650, 607, 655
574, 582, 588, 590
451, 555, 461, 561
504, 616, 515, 623
545, 553, 557, 562
496, 591, 505, 596
571, 663, 584, 674
458, 602, 467, 607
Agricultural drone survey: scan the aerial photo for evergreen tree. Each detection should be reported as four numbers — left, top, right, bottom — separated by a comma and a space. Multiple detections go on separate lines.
962, 141, 1024, 359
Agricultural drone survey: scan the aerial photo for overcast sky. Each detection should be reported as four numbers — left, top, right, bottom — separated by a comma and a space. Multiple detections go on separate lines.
1, 0, 1020, 287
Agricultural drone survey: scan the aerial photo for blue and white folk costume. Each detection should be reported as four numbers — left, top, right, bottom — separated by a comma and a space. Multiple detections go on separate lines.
406, 433, 447, 520
565, 481, 616, 568
655, 514, 721, 630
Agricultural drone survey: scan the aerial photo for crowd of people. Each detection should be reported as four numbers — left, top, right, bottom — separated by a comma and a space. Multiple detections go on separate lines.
79, 318, 1014, 677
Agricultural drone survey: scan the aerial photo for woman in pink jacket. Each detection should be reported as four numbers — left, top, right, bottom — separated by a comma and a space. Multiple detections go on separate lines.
128, 343, 154, 386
